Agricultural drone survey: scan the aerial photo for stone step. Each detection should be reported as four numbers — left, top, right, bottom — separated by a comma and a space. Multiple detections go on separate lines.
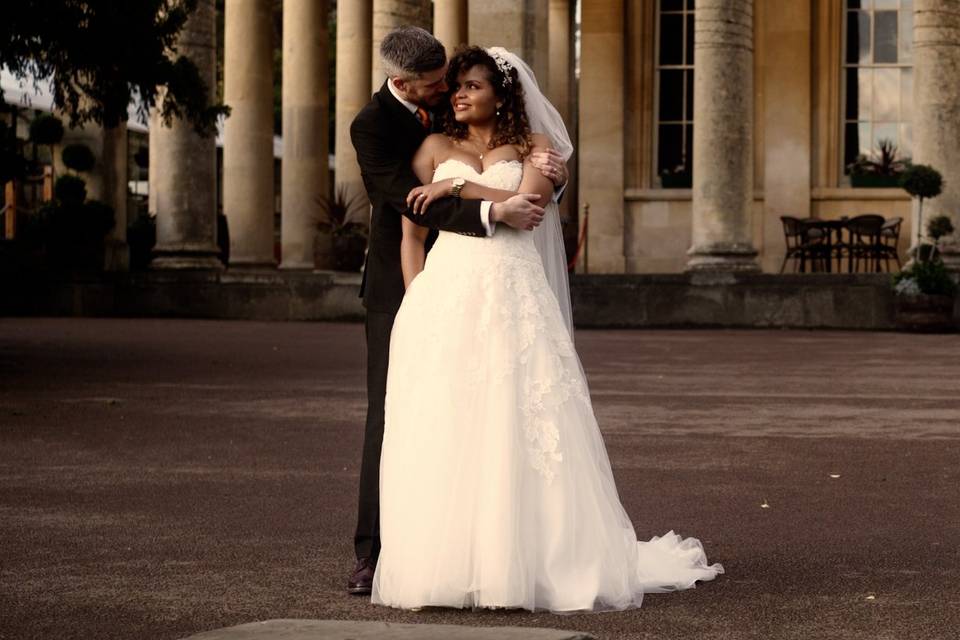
179, 619, 595, 640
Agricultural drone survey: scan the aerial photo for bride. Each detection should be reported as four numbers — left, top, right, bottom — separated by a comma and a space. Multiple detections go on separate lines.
372, 46, 723, 613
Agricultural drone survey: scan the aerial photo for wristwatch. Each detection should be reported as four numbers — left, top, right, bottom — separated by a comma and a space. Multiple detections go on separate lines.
450, 177, 466, 198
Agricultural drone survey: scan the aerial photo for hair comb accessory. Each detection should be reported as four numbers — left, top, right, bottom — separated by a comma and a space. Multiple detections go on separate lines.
487, 48, 514, 86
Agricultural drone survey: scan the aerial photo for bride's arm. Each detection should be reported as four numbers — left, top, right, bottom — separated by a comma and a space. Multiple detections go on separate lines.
517, 134, 555, 208
401, 136, 439, 288
401, 217, 428, 289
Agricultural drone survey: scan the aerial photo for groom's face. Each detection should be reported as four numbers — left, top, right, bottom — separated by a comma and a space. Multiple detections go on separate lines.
394, 65, 449, 109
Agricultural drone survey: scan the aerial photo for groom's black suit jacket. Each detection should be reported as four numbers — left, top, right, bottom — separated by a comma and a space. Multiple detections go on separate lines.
350, 81, 487, 315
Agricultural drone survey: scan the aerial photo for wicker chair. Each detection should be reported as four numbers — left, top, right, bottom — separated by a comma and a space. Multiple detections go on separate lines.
879, 216, 903, 271
780, 216, 827, 273
847, 214, 887, 273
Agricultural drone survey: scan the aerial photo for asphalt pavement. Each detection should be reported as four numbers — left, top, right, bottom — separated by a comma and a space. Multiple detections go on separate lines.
1, 318, 958, 640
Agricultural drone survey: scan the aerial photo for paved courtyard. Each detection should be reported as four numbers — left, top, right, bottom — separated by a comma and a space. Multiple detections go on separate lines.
1, 318, 958, 640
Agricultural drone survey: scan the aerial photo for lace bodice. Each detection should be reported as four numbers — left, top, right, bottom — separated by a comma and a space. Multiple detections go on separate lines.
429, 158, 540, 265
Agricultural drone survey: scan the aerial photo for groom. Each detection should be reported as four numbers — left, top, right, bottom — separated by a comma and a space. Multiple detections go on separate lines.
347, 26, 569, 595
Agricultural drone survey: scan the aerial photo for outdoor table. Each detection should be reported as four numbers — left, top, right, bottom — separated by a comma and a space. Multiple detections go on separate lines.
801, 217, 849, 273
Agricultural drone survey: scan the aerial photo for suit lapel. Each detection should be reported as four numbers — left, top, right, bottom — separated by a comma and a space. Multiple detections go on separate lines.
376, 81, 428, 144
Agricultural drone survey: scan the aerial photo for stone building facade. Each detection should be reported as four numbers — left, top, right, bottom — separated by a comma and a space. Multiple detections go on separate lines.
14, 0, 959, 276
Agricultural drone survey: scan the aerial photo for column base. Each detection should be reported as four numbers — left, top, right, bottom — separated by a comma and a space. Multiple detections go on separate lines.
685, 243, 760, 273
151, 244, 224, 271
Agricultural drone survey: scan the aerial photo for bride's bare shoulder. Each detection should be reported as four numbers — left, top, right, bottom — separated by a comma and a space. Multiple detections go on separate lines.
422, 133, 454, 149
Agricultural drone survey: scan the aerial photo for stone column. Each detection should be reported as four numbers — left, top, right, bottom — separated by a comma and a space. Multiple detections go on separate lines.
547, 0, 571, 124
335, 0, 373, 230
469, 0, 549, 85
150, 0, 222, 270
223, 0, 275, 267
913, 0, 960, 271
687, 0, 758, 272
435, 0, 468, 57
281, 0, 329, 269
761, 0, 811, 273
371, 0, 432, 93
578, 0, 624, 273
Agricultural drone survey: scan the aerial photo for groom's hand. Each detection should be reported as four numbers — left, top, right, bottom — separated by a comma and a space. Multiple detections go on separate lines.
491, 194, 545, 231
530, 149, 568, 188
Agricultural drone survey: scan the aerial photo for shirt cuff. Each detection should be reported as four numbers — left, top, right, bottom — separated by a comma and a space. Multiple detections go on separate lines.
480, 201, 495, 237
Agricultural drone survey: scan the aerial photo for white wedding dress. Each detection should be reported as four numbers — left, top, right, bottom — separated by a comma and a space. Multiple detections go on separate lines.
371, 158, 724, 613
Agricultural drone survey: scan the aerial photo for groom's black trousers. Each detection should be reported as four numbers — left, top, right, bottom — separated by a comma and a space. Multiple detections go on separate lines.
354, 309, 396, 561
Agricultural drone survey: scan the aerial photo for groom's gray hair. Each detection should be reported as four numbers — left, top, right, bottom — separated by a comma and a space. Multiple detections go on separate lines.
380, 26, 447, 80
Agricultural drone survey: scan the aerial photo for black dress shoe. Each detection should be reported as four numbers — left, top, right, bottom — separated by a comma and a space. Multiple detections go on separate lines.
347, 557, 376, 595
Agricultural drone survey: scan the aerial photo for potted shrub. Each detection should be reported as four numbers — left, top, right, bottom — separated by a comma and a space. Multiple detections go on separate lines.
326, 196, 368, 272
848, 139, 908, 188
899, 163, 944, 261
893, 214, 957, 333
127, 212, 157, 271
42, 174, 115, 271
659, 163, 692, 189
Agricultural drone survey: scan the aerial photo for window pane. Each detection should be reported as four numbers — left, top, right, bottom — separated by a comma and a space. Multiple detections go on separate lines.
873, 122, 899, 155
686, 13, 695, 64
845, 68, 860, 120
846, 0, 871, 8
684, 124, 693, 169
899, 9, 913, 63
845, 122, 870, 170
874, 11, 898, 63
849, 68, 873, 121
900, 123, 913, 159
846, 11, 872, 65
662, 0, 684, 11
900, 68, 913, 121
874, 0, 898, 8
658, 124, 686, 175
873, 68, 899, 121
660, 13, 684, 65
659, 70, 685, 121
687, 0, 695, 9
686, 70, 694, 120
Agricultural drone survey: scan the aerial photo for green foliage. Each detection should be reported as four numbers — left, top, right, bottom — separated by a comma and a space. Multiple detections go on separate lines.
927, 215, 955, 241
54, 174, 87, 205
894, 258, 958, 297
28, 114, 64, 145
899, 163, 943, 200
1, 0, 229, 136
61, 143, 96, 173
848, 138, 908, 177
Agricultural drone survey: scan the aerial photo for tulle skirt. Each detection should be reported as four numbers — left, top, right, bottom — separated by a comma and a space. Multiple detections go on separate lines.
372, 230, 724, 613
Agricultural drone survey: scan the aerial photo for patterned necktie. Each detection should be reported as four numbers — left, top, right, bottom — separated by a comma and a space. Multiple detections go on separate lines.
415, 107, 431, 131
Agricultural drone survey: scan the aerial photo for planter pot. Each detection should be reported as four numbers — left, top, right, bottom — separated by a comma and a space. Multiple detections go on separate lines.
850, 173, 901, 188
660, 173, 692, 189
894, 293, 958, 333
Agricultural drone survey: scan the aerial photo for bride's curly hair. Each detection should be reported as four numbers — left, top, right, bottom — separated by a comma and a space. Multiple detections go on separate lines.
442, 46, 533, 158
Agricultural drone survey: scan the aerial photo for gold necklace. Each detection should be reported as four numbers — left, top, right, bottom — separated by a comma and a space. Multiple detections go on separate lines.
462, 137, 490, 161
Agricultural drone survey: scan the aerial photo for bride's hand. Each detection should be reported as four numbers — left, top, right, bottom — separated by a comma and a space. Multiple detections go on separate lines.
406, 179, 454, 215
530, 148, 567, 187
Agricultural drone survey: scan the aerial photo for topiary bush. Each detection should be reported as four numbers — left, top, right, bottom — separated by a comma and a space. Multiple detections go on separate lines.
61, 143, 96, 173
28, 114, 65, 146
927, 215, 955, 242
54, 174, 87, 206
